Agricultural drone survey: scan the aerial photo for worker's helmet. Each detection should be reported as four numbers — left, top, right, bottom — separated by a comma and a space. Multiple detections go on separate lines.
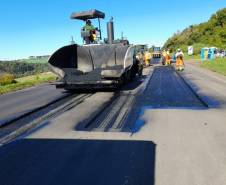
86, 20, 91, 24
178, 48, 181, 51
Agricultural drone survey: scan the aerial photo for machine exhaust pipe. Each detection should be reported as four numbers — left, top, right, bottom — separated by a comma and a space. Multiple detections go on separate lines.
107, 17, 114, 44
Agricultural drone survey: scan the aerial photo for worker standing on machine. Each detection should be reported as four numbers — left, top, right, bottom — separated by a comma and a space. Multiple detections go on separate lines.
145, 51, 151, 66
139, 47, 145, 66
141, 47, 145, 54
82, 20, 95, 31
175, 49, 184, 71
165, 49, 171, 65
139, 52, 144, 66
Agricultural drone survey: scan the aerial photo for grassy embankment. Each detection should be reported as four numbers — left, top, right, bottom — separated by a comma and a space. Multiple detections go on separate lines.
0, 72, 58, 94
0, 58, 56, 94
198, 57, 226, 76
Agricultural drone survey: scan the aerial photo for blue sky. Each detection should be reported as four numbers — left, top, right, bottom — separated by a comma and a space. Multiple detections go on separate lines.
0, 0, 225, 60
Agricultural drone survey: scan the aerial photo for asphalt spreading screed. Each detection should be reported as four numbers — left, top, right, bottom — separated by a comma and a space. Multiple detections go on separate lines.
60, 65, 124, 82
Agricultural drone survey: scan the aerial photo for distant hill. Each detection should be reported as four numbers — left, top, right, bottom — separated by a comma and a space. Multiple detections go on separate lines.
163, 7, 226, 52
0, 65, 8, 76
0, 61, 48, 78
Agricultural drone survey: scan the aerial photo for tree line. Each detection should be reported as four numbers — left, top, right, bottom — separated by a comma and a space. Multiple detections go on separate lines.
162, 8, 226, 53
0, 61, 48, 78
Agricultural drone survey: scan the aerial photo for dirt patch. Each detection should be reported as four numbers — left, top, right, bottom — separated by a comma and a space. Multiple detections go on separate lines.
184, 59, 204, 65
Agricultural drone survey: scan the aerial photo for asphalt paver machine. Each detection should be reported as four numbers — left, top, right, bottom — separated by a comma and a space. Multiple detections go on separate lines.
48, 9, 141, 90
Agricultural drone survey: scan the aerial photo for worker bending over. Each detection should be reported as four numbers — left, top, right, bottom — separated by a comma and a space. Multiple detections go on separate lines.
175, 49, 184, 71
165, 49, 171, 65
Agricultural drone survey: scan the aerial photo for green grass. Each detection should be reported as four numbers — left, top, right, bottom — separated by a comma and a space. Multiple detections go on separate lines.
198, 57, 226, 76
19, 58, 48, 63
0, 72, 58, 94
16, 72, 58, 83
183, 52, 201, 59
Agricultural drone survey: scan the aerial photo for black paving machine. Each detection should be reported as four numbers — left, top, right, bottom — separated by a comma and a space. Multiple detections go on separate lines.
48, 10, 142, 90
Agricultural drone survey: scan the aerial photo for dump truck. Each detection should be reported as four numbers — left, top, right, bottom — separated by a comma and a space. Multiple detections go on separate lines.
48, 9, 141, 90
152, 47, 161, 58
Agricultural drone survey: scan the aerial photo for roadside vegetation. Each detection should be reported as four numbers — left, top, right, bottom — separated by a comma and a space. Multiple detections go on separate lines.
0, 72, 58, 94
162, 8, 226, 51
199, 57, 226, 76
0, 61, 48, 78
160, 7, 226, 76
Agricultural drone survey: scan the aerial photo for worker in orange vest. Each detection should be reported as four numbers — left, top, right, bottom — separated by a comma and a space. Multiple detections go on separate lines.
165, 49, 171, 65
175, 49, 184, 71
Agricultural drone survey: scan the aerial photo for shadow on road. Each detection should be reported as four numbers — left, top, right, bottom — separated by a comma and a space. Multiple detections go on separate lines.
0, 139, 156, 185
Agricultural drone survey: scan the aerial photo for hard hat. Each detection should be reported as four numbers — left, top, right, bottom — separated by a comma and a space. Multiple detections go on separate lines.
86, 20, 91, 24
178, 48, 181, 51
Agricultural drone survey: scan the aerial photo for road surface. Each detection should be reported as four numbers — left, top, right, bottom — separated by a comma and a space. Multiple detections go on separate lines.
0, 84, 70, 126
0, 58, 226, 185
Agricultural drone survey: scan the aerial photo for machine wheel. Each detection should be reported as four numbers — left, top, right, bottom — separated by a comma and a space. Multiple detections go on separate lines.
123, 69, 132, 84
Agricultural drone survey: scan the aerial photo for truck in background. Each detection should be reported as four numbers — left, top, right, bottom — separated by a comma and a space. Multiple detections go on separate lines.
152, 47, 161, 58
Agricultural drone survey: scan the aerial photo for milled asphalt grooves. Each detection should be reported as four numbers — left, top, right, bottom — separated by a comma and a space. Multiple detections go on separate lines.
0, 93, 94, 146
0, 93, 72, 128
81, 92, 120, 129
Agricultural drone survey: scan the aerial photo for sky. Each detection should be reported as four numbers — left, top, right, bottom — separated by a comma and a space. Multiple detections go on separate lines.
0, 0, 225, 60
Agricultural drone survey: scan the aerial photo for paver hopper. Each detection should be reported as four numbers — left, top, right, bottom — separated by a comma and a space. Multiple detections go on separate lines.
48, 10, 141, 90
